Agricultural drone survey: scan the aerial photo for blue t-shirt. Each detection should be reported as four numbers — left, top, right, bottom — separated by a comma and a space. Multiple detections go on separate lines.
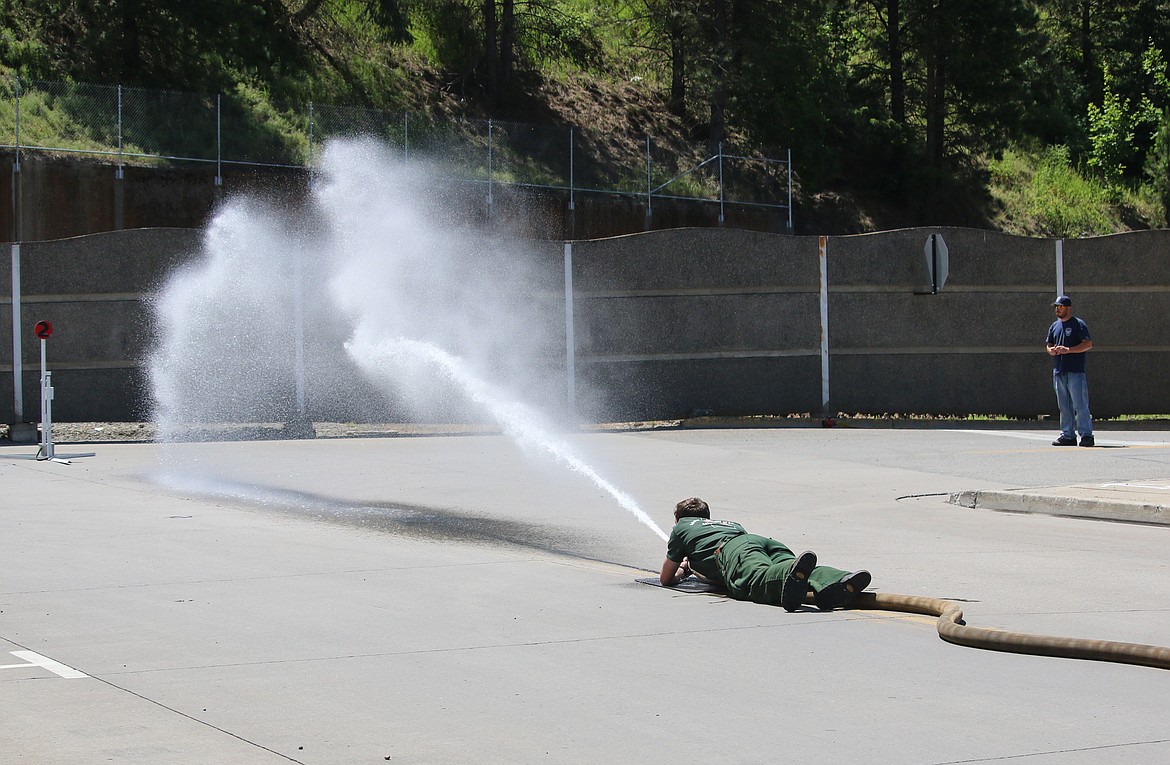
1047, 317, 1091, 373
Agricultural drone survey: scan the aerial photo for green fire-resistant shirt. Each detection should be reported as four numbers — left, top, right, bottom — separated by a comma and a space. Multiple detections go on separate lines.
666, 518, 746, 583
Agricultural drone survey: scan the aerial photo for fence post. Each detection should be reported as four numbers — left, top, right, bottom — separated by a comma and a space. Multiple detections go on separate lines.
787, 148, 794, 231
819, 235, 830, 413
10, 78, 22, 424
12, 76, 19, 176
486, 118, 494, 205
1055, 238, 1065, 296
9, 243, 20, 424
293, 243, 306, 420
403, 112, 409, 163
307, 101, 314, 190
645, 135, 652, 220
114, 85, 124, 229
563, 242, 576, 416
115, 86, 124, 180
11, 76, 21, 239
214, 94, 223, 187
718, 142, 725, 223
568, 127, 575, 211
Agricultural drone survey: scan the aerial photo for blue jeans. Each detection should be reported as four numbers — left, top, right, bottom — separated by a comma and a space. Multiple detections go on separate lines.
1054, 371, 1092, 439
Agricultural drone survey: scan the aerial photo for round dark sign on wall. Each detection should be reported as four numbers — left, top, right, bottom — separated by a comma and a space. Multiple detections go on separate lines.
34, 320, 53, 339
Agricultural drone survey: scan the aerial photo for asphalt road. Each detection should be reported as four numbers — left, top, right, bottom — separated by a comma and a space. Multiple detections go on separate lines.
3, 427, 1169, 764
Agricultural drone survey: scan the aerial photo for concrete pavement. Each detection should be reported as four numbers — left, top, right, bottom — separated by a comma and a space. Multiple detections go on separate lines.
951, 479, 1170, 524
942, 429, 1170, 523
3, 426, 1170, 764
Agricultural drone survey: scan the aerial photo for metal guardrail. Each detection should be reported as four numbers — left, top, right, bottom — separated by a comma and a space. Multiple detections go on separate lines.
0, 77, 793, 228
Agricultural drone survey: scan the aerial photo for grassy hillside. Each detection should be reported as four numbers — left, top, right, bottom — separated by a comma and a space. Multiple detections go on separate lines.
3, 0, 1166, 236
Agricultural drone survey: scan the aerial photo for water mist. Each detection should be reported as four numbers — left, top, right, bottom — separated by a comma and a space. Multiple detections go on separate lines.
148, 137, 668, 542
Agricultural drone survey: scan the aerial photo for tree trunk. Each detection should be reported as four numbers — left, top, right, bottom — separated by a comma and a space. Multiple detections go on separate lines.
119, 0, 143, 80
482, 0, 498, 99
500, 0, 514, 90
669, 1, 686, 118
931, 55, 946, 170
1080, 0, 1097, 104
924, 1, 946, 180
888, 0, 904, 125
708, 0, 728, 153
294, 0, 329, 24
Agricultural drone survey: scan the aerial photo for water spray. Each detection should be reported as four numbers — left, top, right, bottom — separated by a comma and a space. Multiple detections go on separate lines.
149, 137, 661, 540
346, 335, 668, 541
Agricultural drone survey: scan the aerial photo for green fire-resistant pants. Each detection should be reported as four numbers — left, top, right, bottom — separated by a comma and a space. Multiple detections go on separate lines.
716, 533, 848, 606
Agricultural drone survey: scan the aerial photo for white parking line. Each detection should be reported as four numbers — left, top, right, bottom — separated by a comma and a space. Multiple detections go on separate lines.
1099, 483, 1170, 490
0, 651, 87, 679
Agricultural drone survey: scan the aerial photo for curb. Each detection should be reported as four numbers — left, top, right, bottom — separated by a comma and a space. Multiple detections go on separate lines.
949, 489, 1170, 526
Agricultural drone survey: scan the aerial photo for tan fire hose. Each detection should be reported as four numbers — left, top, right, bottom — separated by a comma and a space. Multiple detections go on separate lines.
641, 576, 1170, 670
849, 591, 1170, 671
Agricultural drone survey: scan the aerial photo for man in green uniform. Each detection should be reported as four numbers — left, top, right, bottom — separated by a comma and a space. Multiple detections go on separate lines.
658, 497, 871, 611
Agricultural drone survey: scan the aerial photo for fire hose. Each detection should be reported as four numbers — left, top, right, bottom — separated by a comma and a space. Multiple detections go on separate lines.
849, 591, 1170, 671
640, 576, 1170, 670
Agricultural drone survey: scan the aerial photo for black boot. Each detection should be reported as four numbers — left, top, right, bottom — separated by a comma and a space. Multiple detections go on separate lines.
780, 551, 817, 612
814, 570, 872, 611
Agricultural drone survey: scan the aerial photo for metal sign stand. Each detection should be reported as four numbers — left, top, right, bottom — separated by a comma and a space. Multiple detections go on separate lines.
30, 321, 93, 465
36, 365, 54, 461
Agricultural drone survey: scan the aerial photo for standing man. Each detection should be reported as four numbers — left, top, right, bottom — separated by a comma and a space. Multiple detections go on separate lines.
1046, 295, 1094, 447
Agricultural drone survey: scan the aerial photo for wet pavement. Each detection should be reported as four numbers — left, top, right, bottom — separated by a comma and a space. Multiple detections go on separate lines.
2, 426, 1169, 764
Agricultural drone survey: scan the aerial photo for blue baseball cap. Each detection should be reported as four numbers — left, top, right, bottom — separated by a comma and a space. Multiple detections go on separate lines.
1052, 295, 1072, 306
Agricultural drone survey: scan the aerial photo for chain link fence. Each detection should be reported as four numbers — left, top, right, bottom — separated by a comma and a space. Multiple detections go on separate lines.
1, 78, 792, 225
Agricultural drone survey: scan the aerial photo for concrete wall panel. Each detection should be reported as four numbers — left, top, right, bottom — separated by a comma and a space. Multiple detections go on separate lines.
828, 291, 1053, 349
828, 227, 1056, 289
4, 367, 149, 422
571, 228, 817, 292
826, 229, 929, 288
830, 353, 1052, 416
12, 300, 151, 365
931, 228, 1054, 287
577, 357, 821, 421
577, 293, 820, 357
21, 229, 200, 295
1088, 351, 1170, 417
1063, 230, 1170, 286
4, 225, 1170, 426
1070, 291, 1170, 348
